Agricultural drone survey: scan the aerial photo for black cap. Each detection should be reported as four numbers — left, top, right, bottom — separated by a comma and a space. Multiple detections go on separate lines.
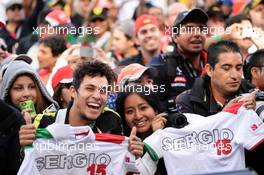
89, 7, 108, 22
207, 4, 225, 19
174, 8, 208, 27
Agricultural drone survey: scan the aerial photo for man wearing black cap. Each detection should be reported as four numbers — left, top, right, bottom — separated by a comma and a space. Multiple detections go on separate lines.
150, 8, 208, 106
80, 7, 111, 50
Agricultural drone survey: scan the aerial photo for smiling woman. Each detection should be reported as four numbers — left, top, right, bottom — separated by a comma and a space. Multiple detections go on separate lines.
116, 85, 166, 139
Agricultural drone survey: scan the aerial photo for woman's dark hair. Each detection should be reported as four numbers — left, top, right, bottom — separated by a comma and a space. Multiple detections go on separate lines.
53, 83, 72, 109
115, 84, 164, 137
244, 49, 264, 81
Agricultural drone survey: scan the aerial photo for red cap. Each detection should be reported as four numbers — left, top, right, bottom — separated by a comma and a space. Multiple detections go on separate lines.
134, 14, 159, 34
45, 10, 71, 26
52, 65, 73, 90
117, 63, 156, 87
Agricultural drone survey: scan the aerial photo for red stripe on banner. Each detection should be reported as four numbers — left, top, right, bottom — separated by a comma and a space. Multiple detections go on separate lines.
222, 101, 244, 114
249, 138, 264, 151
75, 131, 89, 136
95, 133, 125, 144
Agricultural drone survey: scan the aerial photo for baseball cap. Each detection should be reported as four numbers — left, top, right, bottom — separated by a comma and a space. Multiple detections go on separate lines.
89, 7, 108, 22
52, 65, 73, 90
173, 8, 208, 27
207, 4, 225, 19
5, 0, 23, 10
242, 0, 264, 14
134, 14, 159, 34
45, 10, 71, 27
117, 63, 156, 87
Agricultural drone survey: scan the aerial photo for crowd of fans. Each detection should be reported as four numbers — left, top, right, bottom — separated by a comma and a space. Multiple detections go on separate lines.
0, 0, 264, 174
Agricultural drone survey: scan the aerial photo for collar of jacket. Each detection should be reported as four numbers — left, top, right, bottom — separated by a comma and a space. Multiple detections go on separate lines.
188, 75, 219, 114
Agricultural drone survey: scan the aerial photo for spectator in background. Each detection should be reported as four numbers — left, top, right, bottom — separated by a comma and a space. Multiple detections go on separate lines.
243, 0, 264, 30
0, 1, 25, 53
16, 9, 51, 55
119, 14, 161, 66
0, 0, 44, 53
26, 9, 71, 70
71, 0, 93, 29
110, 20, 138, 63
81, 7, 111, 51
52, 65, 73, 109
150, 8, 208, 107
206, 4, 225, 37
37, 35, 67, 86
218, 0, 233, 19
244, 49, 264, 91
224, 15, 255, 60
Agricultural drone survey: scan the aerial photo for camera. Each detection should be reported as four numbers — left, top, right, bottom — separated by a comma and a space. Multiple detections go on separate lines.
256, 91, 264, 121
165, 99, 189, 128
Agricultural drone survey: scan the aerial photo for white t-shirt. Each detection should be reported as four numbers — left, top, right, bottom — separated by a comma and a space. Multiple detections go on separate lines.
140, 105, 264, 175
18, 124, 139, 175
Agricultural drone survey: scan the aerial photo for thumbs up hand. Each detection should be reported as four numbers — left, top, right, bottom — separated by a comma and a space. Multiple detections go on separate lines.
19, 111, 36, 146
128, 127, 144, 159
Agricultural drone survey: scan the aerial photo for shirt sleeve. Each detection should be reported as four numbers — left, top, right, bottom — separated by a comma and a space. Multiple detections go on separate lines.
235, 107, 264, 151
143, 129, 164, 161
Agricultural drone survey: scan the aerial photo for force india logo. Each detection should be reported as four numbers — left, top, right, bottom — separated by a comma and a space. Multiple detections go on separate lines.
162, 129, 233, 156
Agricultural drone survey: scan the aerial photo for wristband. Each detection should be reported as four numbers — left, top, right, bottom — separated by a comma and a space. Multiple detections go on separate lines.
214, 35, 222, 42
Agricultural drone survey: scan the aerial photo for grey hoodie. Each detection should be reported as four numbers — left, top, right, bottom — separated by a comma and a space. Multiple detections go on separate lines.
0, 60, 59, 110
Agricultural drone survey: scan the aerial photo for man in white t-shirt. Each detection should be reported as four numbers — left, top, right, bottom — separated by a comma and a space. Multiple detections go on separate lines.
137, 102, 264, 175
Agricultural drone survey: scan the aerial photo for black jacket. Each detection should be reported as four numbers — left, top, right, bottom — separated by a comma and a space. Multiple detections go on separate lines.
149, 50, 208, 107
177, 75, 255, 116
0, 100, 25, 175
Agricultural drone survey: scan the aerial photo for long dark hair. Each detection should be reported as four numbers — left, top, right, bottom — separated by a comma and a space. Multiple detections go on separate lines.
116, 85, 164, 137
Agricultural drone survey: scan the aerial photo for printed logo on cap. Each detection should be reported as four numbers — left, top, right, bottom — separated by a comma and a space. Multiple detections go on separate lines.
93, 7, 103, 16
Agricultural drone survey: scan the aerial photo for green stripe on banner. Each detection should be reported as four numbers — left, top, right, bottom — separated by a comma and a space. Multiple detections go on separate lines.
36, 128, 53, 139
143, 142, 159, 161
